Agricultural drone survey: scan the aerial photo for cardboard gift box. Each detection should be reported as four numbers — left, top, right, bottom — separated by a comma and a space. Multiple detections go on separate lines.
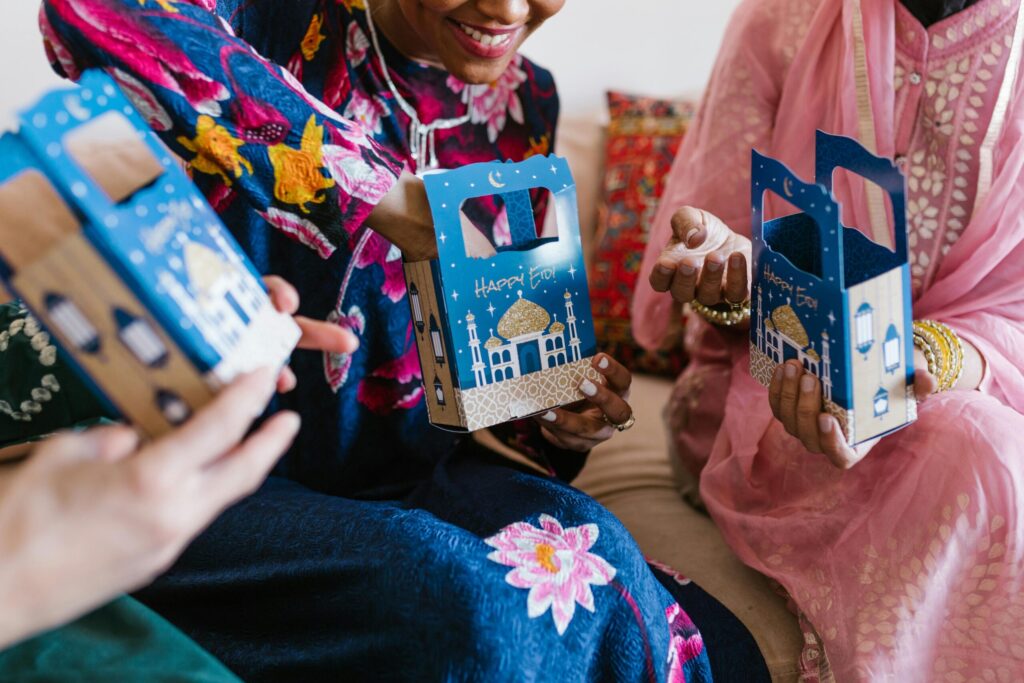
0, 71, 299, 437
749, 131, 917, 446
404, 155, 601, 432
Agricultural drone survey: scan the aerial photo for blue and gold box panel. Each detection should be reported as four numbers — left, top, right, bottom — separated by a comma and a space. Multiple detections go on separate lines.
749, 131, 916, 446
404, 155, 600, 432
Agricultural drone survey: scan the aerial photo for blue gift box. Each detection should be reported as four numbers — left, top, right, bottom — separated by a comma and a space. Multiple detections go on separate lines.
403, 155, 599, 432
0, 71, 299, 437
749, 131, 917, 445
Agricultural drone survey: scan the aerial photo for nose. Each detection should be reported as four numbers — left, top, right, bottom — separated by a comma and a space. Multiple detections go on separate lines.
473, 0, 530, 26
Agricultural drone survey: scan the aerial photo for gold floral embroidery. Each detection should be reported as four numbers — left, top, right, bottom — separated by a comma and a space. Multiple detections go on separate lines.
896, 6, 1017, 292
177, 115, 254, 186
268, 115, 335, 213
301, 13, 327, 61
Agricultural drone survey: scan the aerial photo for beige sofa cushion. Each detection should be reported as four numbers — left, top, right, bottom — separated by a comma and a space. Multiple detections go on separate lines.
574, 374, 804, 682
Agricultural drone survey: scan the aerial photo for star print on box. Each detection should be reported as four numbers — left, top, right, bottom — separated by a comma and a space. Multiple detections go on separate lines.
403, 155, 599, 432
0, 71, 300, 439
749, 131, 916, 446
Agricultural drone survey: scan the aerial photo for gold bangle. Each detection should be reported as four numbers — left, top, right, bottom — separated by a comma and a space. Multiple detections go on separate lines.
690, 299, 751, 327
919, 320, 964, 391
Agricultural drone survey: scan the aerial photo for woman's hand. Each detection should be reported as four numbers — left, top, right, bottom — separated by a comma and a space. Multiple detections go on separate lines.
648, 206, 752, 315
768, 353, 943, 469
534, 354, 633, 452
366, 171, 438, 262
263, 276, 359, 393
0, 369, 297, 649
768, 359, 871, 469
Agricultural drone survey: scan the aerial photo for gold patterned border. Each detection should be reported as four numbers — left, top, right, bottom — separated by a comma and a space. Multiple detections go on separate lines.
460, 358, 601, 432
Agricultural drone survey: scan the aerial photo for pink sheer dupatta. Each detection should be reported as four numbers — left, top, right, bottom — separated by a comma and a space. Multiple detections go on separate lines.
635, 0, 1024, 678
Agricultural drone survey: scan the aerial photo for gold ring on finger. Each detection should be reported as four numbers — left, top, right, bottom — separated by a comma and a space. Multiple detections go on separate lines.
605, 414, 636, 432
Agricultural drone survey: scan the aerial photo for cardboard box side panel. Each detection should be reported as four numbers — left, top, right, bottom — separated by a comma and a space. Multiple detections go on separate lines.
62, 112, 165, 204
0, 169, 81, 268
403, 260, 464, 428
847, 269, 914, 443
13, 236, 214, 438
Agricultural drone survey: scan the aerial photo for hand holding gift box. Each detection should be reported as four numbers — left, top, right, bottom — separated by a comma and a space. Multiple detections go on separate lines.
749, 131, 917, 446
404, 155, 601, 432
0, 71, 301, 438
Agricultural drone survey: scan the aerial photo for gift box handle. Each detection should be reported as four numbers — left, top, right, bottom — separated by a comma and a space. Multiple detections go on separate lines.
814, 130, 908, 261
751, 150, 844, 288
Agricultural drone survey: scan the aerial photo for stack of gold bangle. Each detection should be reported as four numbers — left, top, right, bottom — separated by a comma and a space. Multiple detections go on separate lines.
690, 299, 751, 327
912, 319, 964, 392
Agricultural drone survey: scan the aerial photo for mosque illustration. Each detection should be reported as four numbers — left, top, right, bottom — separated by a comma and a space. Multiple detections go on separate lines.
157, 229, 268, 365
465, 290, 582, 387
754, 291, 834, 403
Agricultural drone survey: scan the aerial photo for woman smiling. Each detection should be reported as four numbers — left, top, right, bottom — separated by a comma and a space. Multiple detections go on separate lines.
34, 0, 720, 680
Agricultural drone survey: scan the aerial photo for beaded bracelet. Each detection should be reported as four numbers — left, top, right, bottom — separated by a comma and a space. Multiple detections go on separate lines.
690, 299, 751, 327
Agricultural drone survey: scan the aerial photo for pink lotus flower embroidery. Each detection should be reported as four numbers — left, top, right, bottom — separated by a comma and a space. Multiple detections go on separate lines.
492, 207, 512, 247
324, 305, 365, 391
343, 90, 387, 136
324, 144, 396, 206
647, 558, 692, 586
666, 603, 705, 682
485, 514, 617, 635
257, 207, 336, 259
447, 55, 526, 143
51, 0, 228, 112
347, 23, 369, 66
110, 68, 172, 131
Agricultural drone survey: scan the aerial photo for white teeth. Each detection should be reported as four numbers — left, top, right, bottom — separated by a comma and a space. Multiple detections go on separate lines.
457, 22, 512, 48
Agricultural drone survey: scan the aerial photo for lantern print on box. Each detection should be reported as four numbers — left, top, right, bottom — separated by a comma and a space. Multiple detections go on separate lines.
0, 71, 299, 438
403, 155, 599, 432
749, 131, 916, 446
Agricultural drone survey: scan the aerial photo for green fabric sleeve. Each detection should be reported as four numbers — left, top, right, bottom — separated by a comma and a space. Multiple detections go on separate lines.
0, 301, 115, 448
0, 596, 240, 682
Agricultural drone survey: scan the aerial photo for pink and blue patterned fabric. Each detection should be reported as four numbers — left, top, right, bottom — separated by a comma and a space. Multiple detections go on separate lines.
35, 0, 737, 679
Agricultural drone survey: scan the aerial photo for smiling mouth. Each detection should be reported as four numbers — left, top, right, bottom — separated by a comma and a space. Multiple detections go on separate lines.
447, 19, 522, 58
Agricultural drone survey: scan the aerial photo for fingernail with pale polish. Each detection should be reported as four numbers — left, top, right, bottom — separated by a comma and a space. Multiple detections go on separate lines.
598, 356, 609, 370
656, 264, 673, 275
580, 379, 598, 397
784, 363, 798, 379
818, 415, 833, 433
730, 253, 744, 268
800, 375, 815, 393
705, 259, 722, 272
679, 263, 696, 276
773, 365, 784, 381
541, 411, 557, 422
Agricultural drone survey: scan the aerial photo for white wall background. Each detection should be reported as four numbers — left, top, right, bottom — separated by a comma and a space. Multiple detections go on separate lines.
0, 1, 740, 127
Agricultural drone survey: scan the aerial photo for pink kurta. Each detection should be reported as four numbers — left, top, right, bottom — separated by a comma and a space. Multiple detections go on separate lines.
634, 0, 1024, 679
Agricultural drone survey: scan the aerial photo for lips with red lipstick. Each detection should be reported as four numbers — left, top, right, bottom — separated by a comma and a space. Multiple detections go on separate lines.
446, 19, 523, 59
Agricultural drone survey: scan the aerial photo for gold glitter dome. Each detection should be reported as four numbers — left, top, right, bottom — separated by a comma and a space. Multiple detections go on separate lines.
770, 305, 809, 348
484, 335, 504, 350
549, 321, 565, 334
498, 294, 551, 340
185, 241, 231, 297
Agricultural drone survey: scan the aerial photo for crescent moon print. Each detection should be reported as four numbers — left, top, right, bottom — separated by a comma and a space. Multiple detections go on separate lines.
488, 171, 506, 189
783, 176, 795, 198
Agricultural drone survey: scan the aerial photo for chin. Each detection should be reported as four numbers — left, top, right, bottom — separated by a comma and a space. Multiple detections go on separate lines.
446, 59, 513, 85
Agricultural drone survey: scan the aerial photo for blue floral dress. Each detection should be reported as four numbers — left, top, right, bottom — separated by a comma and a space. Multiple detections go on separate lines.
35, 0, 729, 680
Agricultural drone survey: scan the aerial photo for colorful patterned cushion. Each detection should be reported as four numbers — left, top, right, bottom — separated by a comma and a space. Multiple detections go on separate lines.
590, 92, 695, 376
